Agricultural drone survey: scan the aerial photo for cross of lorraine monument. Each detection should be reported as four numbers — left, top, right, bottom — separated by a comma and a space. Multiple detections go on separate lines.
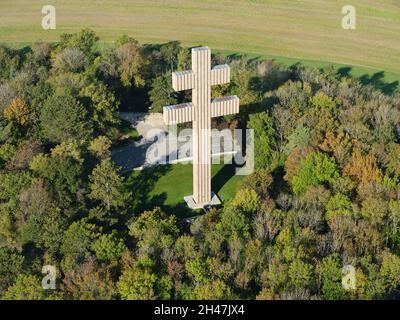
163, 46, 239, 209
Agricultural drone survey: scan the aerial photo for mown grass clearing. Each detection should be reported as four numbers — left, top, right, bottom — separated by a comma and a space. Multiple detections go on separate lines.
0, 0, 399, 87
125, 162, 245, 218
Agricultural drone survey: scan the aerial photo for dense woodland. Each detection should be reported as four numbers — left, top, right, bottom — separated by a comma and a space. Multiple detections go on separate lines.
0, 29, 400, 300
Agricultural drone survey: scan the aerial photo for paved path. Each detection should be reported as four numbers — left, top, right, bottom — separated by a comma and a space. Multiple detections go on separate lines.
119, 112, 167, 139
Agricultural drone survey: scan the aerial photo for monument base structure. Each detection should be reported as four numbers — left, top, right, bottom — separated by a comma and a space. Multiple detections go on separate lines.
184, 192, 222, 210
163, 46, 239, 210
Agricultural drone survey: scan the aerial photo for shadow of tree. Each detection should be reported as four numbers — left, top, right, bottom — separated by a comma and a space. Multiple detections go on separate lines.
125, 165, 171, 212
337, 67, 399, 95
337, 66, 352, 77
269, 165, 290, 199
161, 203, 199, 219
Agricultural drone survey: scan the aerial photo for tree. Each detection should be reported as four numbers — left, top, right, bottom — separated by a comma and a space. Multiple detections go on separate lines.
185, 258, 210, 284
20, 207, 66, 256
177, 48, 191, 70
149, 72, 177, 112
0, 171, 32, 202
0, 46, 21, 80
58, 29, 99, 61
80, 82, 119, 133
288, 259, 314, 289
60, 220, 100, 273
3, 274, 48, 300
344, 148, 383, 186
275, 80, 311, 114
263, 258, 289, 293
160, 41, 181, 72
305, 92, 338, 145
88, 135, 112, 159
62, 258, 115, 300
219, 205, 251, 243
54, 47, 86, 73
360, 197, 388, 227
194, 280, 234, 300
117, 256, 173, 300
380, 251, 400, 293
247, 112, 275, 169
40, 94, 92, 143
319, 131, 353, 168
0, 171, 32, 246
384, 143, 400, 180
0, 143, 17, 169
388, 200, 400, 249
18, 179, 65, 254
229, 59, 260, 105
283, 124, 311, 155
128, 208, 179, 259
30, 143, 85, 210
3, 98, 29, 126
89, 158, 129, 211
231, 188, 261, 213
319, 254, 347, 300
325, 193, 353, 221
31, 42, 53, 67
292, 152, 339, 194
256, 287, 279, 300
0, 248, 24, 294
240, 169, 273, 199
92, 232, 126, 263
6, 140, 43, 171
115, 40, 148, 88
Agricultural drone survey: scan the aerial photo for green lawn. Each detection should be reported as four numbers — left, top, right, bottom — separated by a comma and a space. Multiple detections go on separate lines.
125, 161, 245, 218
1, 0, 399, 87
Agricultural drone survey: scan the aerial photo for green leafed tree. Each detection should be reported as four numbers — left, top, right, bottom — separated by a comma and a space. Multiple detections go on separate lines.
288, 259, 314, 289
3, 274, 47, 300
80, 82, 120, 133
247, 112, 275, 170
117, 256, 173, 300
319, 254, 348, 300
89, 158, 130, 211
128, 208, 179, 259
40, 94, 92, 143
0, 248, 24, 294
58, 29, 99, 62
292, 152, 339, 194
92, 232, 127, 263
60, 220, 100, 273
193, 279, 235, 300
149, 72, 177, 113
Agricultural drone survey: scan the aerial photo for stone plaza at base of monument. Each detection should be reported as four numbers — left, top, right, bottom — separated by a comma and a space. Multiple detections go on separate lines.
163, 46, 239, 209
184, 192, 222, 210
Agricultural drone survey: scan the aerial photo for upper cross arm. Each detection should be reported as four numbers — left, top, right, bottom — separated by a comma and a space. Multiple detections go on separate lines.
211, 65, 230, 86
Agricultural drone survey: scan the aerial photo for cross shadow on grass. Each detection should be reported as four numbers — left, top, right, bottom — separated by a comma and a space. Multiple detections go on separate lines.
124, 165, 171, 213
211, 163, 236, 199
124, 165, 197, 219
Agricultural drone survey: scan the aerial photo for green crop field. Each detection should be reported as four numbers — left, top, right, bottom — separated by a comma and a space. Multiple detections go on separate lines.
0, 0, 399, 85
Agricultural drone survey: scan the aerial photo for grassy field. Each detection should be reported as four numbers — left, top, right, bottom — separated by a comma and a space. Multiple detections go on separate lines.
125, 162, 244, 218
0, 0, 399, 86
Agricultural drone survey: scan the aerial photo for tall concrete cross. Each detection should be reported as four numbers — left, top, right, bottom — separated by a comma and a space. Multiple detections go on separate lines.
163, 46, 239, 206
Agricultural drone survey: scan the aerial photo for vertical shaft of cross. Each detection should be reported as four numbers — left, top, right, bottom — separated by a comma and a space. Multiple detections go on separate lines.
192, 47, 211, 204
163, 46, 239, 208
